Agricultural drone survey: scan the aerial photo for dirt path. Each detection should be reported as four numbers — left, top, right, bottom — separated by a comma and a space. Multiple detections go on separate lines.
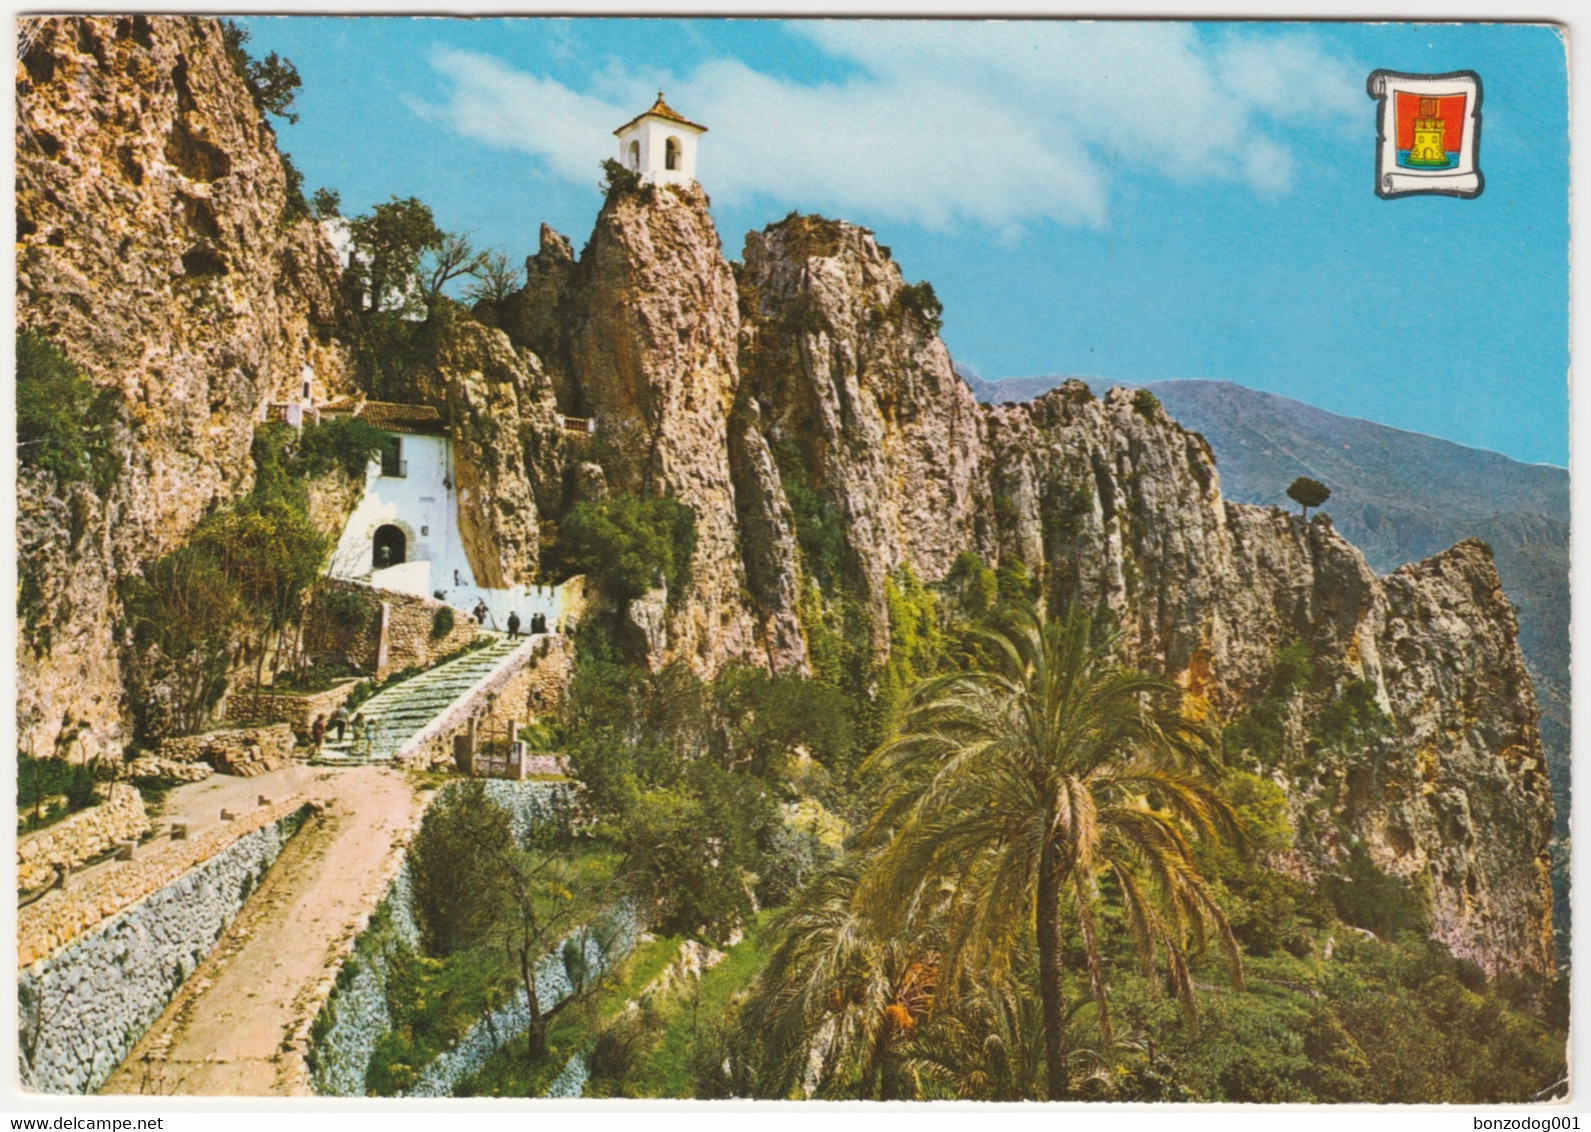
99, 765, 422, 1097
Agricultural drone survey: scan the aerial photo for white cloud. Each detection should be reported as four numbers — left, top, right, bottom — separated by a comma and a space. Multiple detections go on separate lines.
411, 22, 1363, 231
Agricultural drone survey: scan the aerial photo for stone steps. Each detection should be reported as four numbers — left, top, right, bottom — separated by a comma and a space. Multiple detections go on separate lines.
313, 636, 528, 765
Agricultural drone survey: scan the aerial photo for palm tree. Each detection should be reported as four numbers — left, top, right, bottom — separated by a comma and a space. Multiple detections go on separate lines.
739, 861, 937, 1100
859, 600, 1245, 1099
901, 968, 1116, 1100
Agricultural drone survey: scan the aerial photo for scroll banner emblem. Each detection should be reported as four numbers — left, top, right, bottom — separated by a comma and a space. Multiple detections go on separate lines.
1367, 70, 1483, 199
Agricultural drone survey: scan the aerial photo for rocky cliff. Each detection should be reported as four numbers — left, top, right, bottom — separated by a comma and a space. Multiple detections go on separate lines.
16, 15, 353, 760
739, 216, 991, 655
499, 191, 1552, 974
983, 385, 1553, 975
413, 318, 563, 590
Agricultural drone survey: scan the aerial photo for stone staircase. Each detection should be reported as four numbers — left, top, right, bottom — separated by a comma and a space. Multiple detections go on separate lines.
315, 635, 526, 766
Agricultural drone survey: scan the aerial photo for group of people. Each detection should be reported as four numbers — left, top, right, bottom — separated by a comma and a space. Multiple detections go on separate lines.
309, 704, 371, 756
505, 610, 548, 640
467, 600, 553, 640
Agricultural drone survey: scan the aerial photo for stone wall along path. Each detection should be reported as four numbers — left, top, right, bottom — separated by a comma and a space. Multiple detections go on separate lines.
98, 765, 424, 1096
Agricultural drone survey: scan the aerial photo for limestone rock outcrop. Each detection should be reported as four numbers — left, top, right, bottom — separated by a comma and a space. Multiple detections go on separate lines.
16, 15, 353, 760
983, 384, 1554, 974
739, 215, 992, 654
416, 318, 564, 589
564, 182, 765, 672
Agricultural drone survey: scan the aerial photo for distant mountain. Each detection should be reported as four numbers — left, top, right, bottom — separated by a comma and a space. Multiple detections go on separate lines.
959, 368, 1570, 837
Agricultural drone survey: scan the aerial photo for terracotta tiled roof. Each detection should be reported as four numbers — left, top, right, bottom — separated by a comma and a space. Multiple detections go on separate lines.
613, 91, 707, 136
317, 396, 361, 414
357, 401, 445, 434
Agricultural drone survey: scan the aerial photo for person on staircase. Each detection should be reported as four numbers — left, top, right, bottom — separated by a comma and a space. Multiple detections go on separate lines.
507, 610, 521, 640
330, 703, 349, 743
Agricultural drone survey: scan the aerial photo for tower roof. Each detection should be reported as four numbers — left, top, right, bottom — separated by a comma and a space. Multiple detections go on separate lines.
614, 91, 707, 136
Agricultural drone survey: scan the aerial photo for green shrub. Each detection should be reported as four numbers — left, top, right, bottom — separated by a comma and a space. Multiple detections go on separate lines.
560, 494, 697, 603
294, 417, 391, 479
601, 157, 642, 199
320, 586, 373, 633
1312, 680, 1389, 750
431, 605, 456, 640
17, 330, 119, 488
1132, 388, 1162, 420
996, 557, 1038, 603
1320, 842, 1431, 938
893, 280, 944, 334
947, 551, 999, 620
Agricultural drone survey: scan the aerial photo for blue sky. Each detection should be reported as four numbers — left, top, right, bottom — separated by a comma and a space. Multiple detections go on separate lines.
243, 18, 1570, 467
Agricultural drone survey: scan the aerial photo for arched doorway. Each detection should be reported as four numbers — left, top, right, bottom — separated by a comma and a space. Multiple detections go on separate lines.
628, 140, 641, 171
373, 525, 406, 570
665, 136, 680, 171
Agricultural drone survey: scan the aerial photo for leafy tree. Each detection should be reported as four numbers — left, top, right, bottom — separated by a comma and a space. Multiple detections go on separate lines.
559, 495, 696, 603
345, 196, 444, 317
409, 780, 515, 956
310, 186, 341, 219
1286, 476, 1331, 519
189, 495, 329, 684
220, 20, 301, 123
492, 839, 612, 1064
424, 231, 488, 298
709, 664, 853, 776
17, 330, 119, 488
120, 545, 240, 736
615, 759, 776, 941
860, 600, 1245, 1098
465, 249, 524, 307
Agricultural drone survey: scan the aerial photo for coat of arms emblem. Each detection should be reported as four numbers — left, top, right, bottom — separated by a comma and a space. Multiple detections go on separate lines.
1367, 70, 1483, 198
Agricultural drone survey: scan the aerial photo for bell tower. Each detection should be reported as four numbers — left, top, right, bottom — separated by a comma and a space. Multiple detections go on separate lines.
613, 92, 707, 187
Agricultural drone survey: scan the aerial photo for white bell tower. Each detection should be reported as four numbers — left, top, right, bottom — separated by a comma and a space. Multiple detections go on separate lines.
613, 91, 707, 187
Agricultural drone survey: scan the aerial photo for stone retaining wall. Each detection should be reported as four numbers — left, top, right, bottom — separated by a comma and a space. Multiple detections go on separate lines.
158, 723, 299, 764
225, 685, 358, 737
18, 797, 309, 969
382, 590, 479, 676
304, 582, 481, 681
17, 801, 313, 1094
406, 905, 638, 1097
17, 784, 150, 894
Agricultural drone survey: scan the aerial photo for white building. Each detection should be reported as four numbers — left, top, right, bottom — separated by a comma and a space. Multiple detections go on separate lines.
326, 401, 569, 632
614, 92, 707, 187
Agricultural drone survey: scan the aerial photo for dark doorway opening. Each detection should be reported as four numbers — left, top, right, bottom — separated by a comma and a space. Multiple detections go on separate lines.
373, 525, 406, 570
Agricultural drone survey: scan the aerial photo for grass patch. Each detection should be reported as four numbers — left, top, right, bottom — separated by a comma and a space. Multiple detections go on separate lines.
625, 910, 776, 1098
